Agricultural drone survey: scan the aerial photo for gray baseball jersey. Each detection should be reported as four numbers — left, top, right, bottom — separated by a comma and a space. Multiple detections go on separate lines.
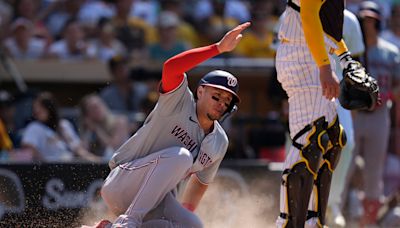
109, 75, 228, 184
101, 75, 229, 227
352, 37, 400, 200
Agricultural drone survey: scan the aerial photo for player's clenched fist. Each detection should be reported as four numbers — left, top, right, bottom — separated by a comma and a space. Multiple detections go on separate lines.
216, 22, 251, 53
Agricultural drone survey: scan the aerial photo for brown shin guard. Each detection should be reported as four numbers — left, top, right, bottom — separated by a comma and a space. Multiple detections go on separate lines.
283, 163, 316, 227
281, 117, 330, 227
308, 115, 346, 226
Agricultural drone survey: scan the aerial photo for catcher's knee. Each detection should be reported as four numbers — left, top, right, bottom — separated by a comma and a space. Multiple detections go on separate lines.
324, 115, 347, 170
292, 116, 330, 175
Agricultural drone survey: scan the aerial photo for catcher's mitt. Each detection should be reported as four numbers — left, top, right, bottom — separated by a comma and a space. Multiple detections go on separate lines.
338, 53, 380, 111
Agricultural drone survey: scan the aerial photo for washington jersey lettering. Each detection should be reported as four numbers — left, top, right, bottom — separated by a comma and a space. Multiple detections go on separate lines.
110, 76, 228, 184
171, 125, 198, 152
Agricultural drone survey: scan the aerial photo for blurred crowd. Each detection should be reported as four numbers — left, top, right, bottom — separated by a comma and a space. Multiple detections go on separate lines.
0, 0, 287, 161
0, 0, 400, 226
0, 0, 284, 63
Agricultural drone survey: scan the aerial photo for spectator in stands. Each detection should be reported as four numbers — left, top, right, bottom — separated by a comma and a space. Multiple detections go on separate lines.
45, 0, 85, 39
110, 0, 156, 54
12, 0, 52, 46
79, 93, 130, 160
20, 92, 101, 163
129, 0, 159, 26
192, 0, 250, 24
371, 0, 397, 26
3, 17, 47, 59
148, 11, 189, 64
346, 0, 366, 14
194, 0, 240, 46
100, 55, 149, 118
234, 2, 276, 58
0, 0, 13, 42
48, 18, 96, 60
78, 0, 115, 35
384, 145, 400, 198
0, 90, 15, 160
90, 17, 127, 62
159, 0, 200, 47
348, 4, 400, 226
347, 0, 397, 28
380, 134, 400, 227
0, 90, 31, 162
381, 3, 400, 49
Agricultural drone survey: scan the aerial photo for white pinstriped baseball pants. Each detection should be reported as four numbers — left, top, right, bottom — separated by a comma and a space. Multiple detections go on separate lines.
275, 43, 338, 226
101, 147, 203, 228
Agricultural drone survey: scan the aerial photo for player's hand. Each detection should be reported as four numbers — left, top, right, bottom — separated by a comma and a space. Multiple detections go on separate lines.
216, 22, 251, 53
319, 64, 340, 100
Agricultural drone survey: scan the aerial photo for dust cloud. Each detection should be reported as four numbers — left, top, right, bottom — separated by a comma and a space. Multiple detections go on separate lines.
196, 170, 279, 228
78, 168, 281, 228
77, 200, 116, 227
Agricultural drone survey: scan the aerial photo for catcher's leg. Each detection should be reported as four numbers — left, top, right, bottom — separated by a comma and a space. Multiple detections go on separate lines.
307, 115, 347, 227
277, 116, 330, 228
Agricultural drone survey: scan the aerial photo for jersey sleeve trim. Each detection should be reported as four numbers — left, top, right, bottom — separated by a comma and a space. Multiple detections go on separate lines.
194, 172, 211, 185
334, 39, 349, 57
161, 44, 220, 93
159, 74, 188, 96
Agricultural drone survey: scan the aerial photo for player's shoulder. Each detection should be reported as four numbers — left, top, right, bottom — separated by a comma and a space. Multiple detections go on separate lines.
344, 9, 360, 26
344, 9, 357, 20
378, 37, 400, 54
160, 74, 189, 96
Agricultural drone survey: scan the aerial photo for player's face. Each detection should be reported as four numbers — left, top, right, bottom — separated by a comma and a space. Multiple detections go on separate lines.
362, 17, 378, 35
85, 96, 107, 122
199, 86, 233, 120
32, 100, 49, 122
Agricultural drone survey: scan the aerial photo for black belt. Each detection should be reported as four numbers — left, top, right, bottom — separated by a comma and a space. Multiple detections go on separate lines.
288, 0, 300, 12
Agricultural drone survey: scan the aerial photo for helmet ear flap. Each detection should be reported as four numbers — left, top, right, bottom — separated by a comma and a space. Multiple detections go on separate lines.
220, 104, 238, 123
226, 100, 236, 113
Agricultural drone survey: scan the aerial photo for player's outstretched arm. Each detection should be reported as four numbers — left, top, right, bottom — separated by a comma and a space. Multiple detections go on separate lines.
161, 22, 251, 93
216, 22, 251, 53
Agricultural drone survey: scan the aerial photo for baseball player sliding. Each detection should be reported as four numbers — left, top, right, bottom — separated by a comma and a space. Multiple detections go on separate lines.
275, 0, 379, 228
89, 22, 250, 228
